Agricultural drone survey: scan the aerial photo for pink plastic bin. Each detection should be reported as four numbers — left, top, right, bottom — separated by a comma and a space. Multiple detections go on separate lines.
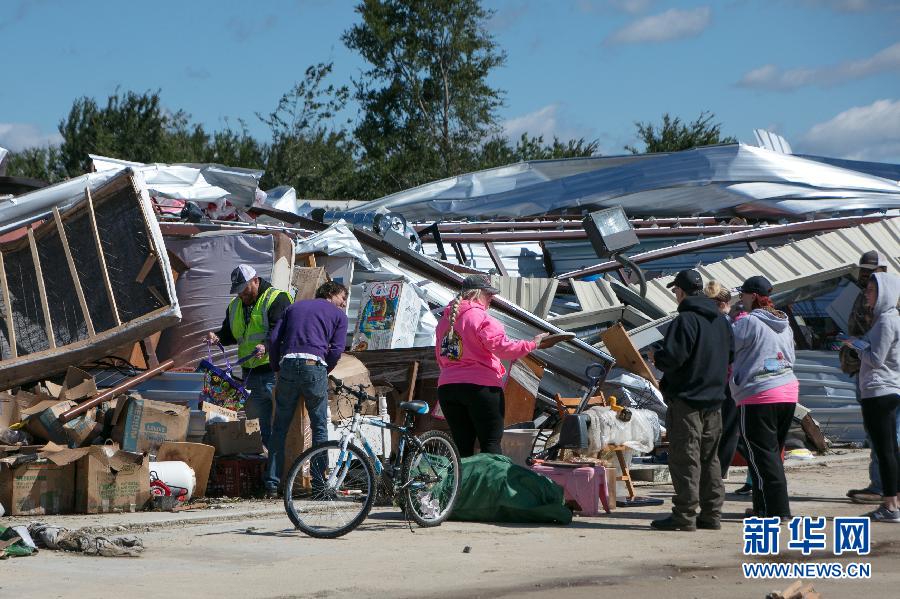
530, 463, 611, 516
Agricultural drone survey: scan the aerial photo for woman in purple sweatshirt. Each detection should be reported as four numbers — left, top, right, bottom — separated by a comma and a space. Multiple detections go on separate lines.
264, 281, 349, 497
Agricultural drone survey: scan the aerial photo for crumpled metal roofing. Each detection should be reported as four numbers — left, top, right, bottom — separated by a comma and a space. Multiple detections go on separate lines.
350, 143, 900, 220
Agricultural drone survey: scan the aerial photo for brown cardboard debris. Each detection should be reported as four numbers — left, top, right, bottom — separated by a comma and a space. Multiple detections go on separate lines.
156, 442, 215, 498
0, 454, 77, 516
200, 402, 239, 423
20, 399, 97, 447
111, 396, 190, 454
291, 266, 329, 302
74, 446, 151, 514
328, 354, 376, 422
206, 419, 263, 456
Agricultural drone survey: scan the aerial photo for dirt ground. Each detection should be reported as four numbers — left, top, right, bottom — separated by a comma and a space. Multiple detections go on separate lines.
3, 449, 898, 599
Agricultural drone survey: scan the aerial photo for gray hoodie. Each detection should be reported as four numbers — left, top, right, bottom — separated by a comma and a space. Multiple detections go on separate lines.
859, 271, 900, 399
730, 308, 797, 403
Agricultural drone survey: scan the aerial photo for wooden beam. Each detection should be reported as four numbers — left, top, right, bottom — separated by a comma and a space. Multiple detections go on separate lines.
27, 225, 56, 349
0, 250, 17, 358
484, 241, 508, 276
85, 186, 121, 326
53, 206, 96, 338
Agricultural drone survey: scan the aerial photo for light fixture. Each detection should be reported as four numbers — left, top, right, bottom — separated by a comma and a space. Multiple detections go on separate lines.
583, 206, 646, 298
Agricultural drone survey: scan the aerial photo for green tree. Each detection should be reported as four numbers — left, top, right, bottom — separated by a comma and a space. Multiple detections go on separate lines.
625, 111, 736, 154
5, 146, 66, 183
258, 63, 358, 199
58, 90, 197, 175
344, 0, 506, 197
479, 133, 599, 167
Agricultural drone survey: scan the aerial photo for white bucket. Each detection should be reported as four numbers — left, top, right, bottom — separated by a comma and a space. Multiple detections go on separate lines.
150, 461, 196, 501
501, 429, 541, 468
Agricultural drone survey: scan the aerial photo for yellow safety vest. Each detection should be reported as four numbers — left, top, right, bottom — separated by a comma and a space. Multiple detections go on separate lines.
227, 286, 289, 370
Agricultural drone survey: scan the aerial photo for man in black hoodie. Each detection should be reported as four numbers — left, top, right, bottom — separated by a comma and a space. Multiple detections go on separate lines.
651, 269, 734, 531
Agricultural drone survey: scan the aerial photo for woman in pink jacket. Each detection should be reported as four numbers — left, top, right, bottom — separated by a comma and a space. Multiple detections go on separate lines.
435, 274, 547, 457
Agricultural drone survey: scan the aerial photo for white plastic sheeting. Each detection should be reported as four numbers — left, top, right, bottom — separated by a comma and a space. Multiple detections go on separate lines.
350, 144, 900, 220
294, 221, 377, 271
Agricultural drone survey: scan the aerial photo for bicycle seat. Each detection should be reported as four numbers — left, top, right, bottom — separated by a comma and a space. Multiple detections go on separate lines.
400, 400, 429, 415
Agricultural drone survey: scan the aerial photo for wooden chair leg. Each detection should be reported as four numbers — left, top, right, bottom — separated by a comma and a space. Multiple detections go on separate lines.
615, 448, 636, 500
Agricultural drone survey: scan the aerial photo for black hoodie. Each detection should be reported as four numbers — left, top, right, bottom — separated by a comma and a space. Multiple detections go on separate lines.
654, 295, 734, 408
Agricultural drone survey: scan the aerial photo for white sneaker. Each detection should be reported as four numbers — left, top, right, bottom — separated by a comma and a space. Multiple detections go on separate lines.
865, 505, 900, 522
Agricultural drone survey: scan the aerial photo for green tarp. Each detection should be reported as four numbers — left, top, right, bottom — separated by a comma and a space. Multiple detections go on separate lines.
449, 454, 572, 524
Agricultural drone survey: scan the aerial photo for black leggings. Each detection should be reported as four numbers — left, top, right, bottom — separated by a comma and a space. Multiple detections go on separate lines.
719, 391, 748, 478
438, 383, 505, 458
741, 402, 794, 518
861, 394, 900, 497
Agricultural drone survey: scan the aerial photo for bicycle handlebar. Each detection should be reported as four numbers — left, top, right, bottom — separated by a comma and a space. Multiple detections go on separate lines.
328, 375, 375, 408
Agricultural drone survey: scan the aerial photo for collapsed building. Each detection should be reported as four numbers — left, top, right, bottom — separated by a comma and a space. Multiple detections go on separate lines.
0, 134, 898, 516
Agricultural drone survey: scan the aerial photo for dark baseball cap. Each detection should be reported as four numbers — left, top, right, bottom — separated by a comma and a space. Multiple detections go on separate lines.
738, 275, 773, 296
461, 274, 500, 295
859, 250, 888, 270
230, 264, 257, 295
666, 269, 703, 293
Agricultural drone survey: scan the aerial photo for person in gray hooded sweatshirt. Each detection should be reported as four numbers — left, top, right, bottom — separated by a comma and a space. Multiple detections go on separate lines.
731, 276, 798, 520
845, 271, 900, 522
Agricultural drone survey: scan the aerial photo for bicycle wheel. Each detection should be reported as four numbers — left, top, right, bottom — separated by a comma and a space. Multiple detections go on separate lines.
283, 440, 376, 539
401, 430, 461, 527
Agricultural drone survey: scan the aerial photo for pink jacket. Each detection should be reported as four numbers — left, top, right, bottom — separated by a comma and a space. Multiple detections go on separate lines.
435, 299, 536, 388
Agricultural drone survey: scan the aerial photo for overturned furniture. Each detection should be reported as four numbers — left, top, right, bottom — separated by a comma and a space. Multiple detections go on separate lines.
0, 170, 181, 389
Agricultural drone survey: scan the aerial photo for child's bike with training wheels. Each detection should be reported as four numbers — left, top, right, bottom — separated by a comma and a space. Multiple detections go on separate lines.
282, 375, 461, 538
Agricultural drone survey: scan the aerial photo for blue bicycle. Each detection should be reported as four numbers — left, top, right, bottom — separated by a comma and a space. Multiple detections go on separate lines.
283, 375, 461, 538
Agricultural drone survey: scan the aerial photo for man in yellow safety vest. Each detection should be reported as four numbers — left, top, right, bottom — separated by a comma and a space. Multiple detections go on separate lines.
206, 264, 291, 447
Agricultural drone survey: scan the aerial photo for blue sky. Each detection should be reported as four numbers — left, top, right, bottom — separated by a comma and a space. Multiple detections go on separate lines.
1, 0, 899, 163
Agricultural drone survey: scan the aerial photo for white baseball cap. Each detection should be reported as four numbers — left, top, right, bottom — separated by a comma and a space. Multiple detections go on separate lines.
230, 264, 257, 294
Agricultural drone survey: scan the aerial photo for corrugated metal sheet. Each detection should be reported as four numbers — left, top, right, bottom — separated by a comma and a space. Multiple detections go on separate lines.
642, 218, 900, 314
795, 350, 864, 443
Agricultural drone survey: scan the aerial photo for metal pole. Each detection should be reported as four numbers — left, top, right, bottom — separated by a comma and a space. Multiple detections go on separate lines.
58, 359, 175, 422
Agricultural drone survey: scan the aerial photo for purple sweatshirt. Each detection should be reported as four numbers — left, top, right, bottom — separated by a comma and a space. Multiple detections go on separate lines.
268, 298, 348, 372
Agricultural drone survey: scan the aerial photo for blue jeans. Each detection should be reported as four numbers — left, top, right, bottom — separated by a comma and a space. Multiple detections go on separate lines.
243, 368, 276, 448
265, 360, 329, 490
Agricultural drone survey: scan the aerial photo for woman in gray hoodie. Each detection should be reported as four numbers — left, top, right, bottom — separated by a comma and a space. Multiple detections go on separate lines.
845, 271, 900, 522
731, 276, 798, 520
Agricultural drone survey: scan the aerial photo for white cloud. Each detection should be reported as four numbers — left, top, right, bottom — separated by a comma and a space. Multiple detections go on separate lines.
738, 42, 900, 91
501, 104, 590, 145
604, 6, 711, 45
797, 99, 900, 162
0, 123, 63, 152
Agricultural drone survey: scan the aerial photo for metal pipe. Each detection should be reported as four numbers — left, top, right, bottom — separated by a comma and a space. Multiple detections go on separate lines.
59, 359, 175, 422
425, 226, 755, 243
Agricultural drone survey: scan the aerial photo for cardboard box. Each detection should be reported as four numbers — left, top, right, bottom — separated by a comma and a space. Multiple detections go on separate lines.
157, 442, 215, 498
20, 399, 97, 447
112, 397, 190, 454
200, 402, 239, 423
45, 367, 98, 402
1, 392, 18, 431
291, 266, 329, 302
328, 354, 377, 422
206, 418, 263, 456
0, 451, 79, 516
351, 280, 420, 351
74, 446, 150, 514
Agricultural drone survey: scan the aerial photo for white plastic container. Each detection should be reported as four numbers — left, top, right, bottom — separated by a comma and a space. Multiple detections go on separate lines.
149, 461, 197, 500
501, 429, 541, 468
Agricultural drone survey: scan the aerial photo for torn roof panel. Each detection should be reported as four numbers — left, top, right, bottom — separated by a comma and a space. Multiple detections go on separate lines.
636, 217, 900, 315
350, 144, 900, 220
